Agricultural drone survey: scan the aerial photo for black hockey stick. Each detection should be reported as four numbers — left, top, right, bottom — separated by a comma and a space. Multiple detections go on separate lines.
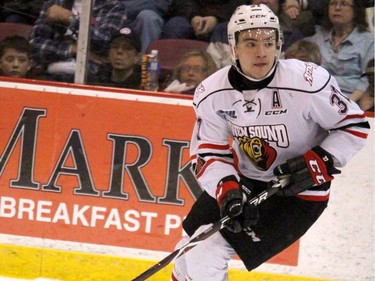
131, 176, 290, 281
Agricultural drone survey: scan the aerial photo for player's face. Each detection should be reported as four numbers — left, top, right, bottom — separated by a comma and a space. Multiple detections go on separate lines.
0, 48, 31, 78
234, 28, 278, 79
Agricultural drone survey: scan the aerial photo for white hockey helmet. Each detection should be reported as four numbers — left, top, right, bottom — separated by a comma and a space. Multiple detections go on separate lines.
228, 4, 282, 60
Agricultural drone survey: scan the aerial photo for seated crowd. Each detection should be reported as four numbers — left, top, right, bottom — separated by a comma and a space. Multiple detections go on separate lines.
0, 0, 373, 111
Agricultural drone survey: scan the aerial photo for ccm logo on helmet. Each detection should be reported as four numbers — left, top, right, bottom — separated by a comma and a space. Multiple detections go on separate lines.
250, 15, 266, 18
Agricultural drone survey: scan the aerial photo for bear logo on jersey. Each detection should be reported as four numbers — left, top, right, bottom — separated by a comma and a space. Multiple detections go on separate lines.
238, 136, 276, 171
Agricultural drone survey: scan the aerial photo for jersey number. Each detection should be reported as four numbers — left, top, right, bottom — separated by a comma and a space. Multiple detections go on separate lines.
330, 87, 348, 115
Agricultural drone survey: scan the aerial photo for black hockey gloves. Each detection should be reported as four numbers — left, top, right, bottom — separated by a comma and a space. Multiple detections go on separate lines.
216, 175, 258, 233
274, 146, 341, 196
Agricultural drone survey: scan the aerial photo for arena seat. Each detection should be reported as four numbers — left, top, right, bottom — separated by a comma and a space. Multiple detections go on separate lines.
0, 22, 33, 42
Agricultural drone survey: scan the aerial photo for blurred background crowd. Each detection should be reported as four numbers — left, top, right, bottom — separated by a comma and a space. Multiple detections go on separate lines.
0, 0, 373, 110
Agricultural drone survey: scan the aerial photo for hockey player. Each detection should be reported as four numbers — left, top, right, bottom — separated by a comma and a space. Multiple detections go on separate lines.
170, 4, 370, 281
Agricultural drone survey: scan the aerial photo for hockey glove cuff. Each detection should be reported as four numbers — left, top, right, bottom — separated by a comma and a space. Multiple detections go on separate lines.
274, 146, 341, 196
216, 175, 243, 218
216, 176, 259, 233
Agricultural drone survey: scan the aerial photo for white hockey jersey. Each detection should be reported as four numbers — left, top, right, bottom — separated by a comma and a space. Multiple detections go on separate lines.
190, 59, 369, 200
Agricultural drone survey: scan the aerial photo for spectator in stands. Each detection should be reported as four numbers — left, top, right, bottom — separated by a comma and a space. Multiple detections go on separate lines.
161, 0, 248, 69
29, 0, 128, 83
0, 35, 32, 78
1, 0, 46, 24
353, 58, 374, 111
283, 0, 374, 28
88, 28, 142, 89
161, 0, 247, 42
305, 0, 374, 98
120, 0, 172, 54
283, 0, 327, 33
164, 50, 217, 94
285, 39, 322, 65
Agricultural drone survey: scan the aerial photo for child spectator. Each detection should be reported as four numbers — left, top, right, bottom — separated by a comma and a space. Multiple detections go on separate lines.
0, 35, 32, 78
164, 50, 217, 94
88, 28, 142, 89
